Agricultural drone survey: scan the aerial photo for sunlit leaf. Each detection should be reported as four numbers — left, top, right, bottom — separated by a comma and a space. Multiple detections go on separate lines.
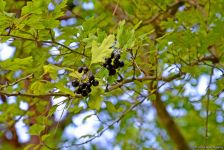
91, 34, 115, 64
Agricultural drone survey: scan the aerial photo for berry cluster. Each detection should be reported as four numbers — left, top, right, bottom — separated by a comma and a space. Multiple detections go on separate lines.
71, 67, 99, 97
103, 51, 124, 76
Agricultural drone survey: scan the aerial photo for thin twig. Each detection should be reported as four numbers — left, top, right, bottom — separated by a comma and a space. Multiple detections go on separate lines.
204, 65, 214, 146
112, 0, 119, 16
44, 96, 148, 149
0, 34, 88, 57
0, 73, 34, 89
94, 113, 109, 126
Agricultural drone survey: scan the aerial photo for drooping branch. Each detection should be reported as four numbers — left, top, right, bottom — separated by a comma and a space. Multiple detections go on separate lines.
44, 96, 148, 149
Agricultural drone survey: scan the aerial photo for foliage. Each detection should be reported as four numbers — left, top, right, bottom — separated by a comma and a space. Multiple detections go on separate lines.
0, 0, 224, 149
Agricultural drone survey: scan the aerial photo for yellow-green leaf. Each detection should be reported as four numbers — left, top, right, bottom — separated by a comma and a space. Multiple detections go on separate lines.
105, 101, 117, 113
89, 87, 103, 111
0, 0, 6, 12
43, 64, 61, 80
91, 34, 115, 64
30, 81, 54, 94
0, 56, 33, 71
29, 124, 45, 135
55, 82, 75, 97
69, 71, 83, 79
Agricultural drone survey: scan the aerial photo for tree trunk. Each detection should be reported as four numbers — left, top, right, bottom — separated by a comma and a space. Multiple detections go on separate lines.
152, 91, 190, 150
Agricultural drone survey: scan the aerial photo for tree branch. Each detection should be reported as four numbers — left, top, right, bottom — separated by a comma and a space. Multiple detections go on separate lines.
44, 96, 148, 149
0, 34, 89, 58
0, 91, 81, 98
0, 73, 33, 89
142, 1, 185, 25
0, 55, 218, 100
107, 72, 184, 92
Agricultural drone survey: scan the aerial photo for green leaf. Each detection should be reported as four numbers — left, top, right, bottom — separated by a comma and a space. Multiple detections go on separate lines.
51, 0, 68, 18
55, 82, 75, 97
69, 71, 83, 79
21, 0, 50, 15
88, 96, 103, 111
29, 124, 45, 135
0, 14, 11, 34
133, 20, 142, 30
97, 126, 104, 133
42, 18, 60, 28
23, 15, 45, 29
82, 114, 94, 123
43, 64, 61, 80
69, 105, 83, 114
0, 56, 33, 71
41, 134, 50, 141
79, 134, 94, 139
30, 81, 54, 94
116, 20, 135, 49
0, 0, 6, 12
91, 34, 115, 64
89, 88, 103, 111
48, 104, 58, 116
105, 101, 117, 113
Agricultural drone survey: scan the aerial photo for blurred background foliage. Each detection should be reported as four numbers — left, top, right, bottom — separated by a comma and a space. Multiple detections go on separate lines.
0, 0, 224, 149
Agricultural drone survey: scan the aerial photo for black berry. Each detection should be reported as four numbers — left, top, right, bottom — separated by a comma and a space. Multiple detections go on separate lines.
105, 58, 112, 64
114, 63, 120, 69
111, 52, 115, 58
83, 67, 89, 73
103, 63, 107, 67
86, 87, 92, 93
76, 88, 82, 94
79, 83, 85, 89
81, 90, 88, 97
93, 80, 99, 86
106, 64, 113, 70
78, 67, 83, 73
114, 58, 120, 64
115, 54, 120, 59
72, 79, 79, 87
82, 83, 88, 88
113, 59, 120, 65
109, 69, 116, 76
119, 61, 124, 67
89, 75, 95, 81
86, 82, 92, 87
102, 52, 124, 76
